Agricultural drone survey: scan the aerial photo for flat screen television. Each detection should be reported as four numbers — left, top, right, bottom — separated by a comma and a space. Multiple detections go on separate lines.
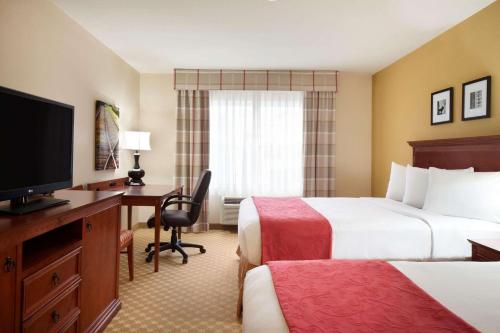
0, 86, 74, 214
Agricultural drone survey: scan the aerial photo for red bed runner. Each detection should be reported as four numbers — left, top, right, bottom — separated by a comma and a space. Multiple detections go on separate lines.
253, 197, 332, 264
268, 260, 479, 333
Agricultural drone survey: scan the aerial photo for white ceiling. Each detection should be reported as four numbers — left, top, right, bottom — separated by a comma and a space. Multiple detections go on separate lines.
52, 0, 494, 74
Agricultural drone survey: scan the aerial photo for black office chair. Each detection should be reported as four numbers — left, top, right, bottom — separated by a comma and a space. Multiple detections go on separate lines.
145, 169, 211, 264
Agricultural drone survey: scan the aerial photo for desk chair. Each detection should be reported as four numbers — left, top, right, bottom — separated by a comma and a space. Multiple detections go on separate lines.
86, 177, 134, 281
145, 169, 211, 264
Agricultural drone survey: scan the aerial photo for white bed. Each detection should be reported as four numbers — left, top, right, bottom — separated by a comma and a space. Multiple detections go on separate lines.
238, 197, 500, 266
243, 261, 500, 333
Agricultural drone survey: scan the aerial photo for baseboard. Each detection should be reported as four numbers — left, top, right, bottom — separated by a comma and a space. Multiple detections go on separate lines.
84, 298, 121, 333
132, 222, 147, 230
131, 222, 236, 232
209, 224, 237, 232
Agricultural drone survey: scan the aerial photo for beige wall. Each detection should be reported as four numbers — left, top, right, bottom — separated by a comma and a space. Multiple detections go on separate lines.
372, 1, 500, 196
0, 1, 371, 226
0, 0, 140, 227
137, 74, 176, 222
0, 0, 140, 186
137, 72, 372, 223
336, 72, 372, 197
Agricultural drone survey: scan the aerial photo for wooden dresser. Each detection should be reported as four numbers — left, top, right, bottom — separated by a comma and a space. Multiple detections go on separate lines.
0, 190, 123, 333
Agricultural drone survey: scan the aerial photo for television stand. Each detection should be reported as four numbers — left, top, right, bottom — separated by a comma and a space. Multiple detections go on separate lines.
0, 195, 69, 215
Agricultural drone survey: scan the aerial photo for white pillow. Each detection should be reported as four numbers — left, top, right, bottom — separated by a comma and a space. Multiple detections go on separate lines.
402, 166, 429, 208
423, 169, 500, 223
402, 166, 474, 209
386, 162, 406, 201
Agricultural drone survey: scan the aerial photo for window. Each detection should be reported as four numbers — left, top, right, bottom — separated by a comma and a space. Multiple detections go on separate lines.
209, 90, 304, 198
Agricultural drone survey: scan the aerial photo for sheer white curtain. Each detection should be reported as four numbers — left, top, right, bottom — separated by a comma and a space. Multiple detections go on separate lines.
209, 90, 304, 198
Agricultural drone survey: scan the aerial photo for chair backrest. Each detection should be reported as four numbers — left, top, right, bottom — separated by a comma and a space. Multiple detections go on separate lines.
87, 177, 128, 191
187, 169, 211, 222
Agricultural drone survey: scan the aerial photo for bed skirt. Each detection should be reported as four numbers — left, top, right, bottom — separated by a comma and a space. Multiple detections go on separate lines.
237, 246, 257, 318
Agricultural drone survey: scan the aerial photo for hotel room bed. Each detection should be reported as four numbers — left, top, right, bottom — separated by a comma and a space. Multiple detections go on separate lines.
238, 196, 500, 266
236, 135, 500, 315
238, 136, 500, 269
243, 261, 500, 333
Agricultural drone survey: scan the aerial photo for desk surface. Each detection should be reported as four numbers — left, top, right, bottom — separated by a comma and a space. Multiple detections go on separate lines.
121, 184, 181, 199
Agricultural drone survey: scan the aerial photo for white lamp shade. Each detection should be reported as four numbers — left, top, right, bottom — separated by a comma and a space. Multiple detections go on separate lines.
121, 131, 151, 151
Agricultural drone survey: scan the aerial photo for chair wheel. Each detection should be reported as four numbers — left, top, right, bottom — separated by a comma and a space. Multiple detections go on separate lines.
145, 255, 153, 263
200, 248, 206, 254
145, 247, 151, 253
182, 258, 188, 264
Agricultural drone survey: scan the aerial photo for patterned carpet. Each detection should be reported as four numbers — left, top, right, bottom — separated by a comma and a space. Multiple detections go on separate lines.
105, 229, 242, 333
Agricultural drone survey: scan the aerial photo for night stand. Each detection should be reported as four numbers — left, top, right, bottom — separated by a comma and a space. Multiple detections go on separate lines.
468, 239, 500, 261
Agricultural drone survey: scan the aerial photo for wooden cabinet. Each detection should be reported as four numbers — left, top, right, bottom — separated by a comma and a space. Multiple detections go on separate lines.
81, 206, 120, 332
0, 190, 122, 333
0, 247, 18, 333
468, 239, 500, 261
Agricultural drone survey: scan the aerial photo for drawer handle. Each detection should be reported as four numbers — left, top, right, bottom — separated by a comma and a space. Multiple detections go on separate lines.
51, 272, 60, 287
52, 310, 60, 323
3, 257, 16, 272
86, 223, 93, 232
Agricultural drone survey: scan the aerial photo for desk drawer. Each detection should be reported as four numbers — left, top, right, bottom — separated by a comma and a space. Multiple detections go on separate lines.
23, 248, 81, 318
23, 283, 80, 333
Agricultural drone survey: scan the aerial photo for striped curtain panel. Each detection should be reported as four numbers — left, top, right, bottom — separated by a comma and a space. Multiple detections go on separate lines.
175, 90, 210, 231
303, 91, 336, 197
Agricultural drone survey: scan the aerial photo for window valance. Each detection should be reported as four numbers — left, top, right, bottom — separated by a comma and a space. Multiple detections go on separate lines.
174, 69, 338, 92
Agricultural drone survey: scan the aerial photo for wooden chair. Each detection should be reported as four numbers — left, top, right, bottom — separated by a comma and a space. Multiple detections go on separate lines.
85, 177, 134, 281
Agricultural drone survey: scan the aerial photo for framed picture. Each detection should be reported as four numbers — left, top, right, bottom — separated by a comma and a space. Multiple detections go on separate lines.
462, 76, 491, 121
95, 100, 120, 170
431, 87, 453, 125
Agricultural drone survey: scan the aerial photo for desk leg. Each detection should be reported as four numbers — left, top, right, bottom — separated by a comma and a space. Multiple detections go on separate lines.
154, 203, 161, 272
127, 205, 132, 231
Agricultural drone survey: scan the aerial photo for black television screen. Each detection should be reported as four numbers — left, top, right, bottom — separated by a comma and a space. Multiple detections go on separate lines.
0, 86, 74, 202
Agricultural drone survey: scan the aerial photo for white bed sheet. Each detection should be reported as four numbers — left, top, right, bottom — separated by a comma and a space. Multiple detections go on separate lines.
243, 261, 500, 333
238, 197, 500, 265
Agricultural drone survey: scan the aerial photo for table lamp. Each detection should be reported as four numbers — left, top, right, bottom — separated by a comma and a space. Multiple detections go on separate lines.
121, 131, 151, 186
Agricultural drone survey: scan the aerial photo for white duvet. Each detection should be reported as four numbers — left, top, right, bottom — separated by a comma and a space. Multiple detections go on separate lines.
243, 261, 500, 333
238, 197, 500, 265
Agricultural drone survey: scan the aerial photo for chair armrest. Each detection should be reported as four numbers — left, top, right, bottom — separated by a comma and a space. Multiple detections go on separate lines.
163, 194, 192, 204
162, 199, 200, 210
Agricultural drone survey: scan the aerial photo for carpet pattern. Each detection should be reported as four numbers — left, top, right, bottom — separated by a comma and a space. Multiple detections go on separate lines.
105, 229, 242, 333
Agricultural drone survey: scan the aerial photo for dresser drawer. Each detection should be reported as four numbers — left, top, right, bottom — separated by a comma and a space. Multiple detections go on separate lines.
23, 247, 81, 318
23, 283, 80, 333
61, 318, 79, 333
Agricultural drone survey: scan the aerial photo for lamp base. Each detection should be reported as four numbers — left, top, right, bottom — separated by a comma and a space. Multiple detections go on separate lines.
127, 169, 145, 186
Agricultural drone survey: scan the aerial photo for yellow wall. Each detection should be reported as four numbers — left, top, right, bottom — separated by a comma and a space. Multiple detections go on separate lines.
372, 0, 500, 196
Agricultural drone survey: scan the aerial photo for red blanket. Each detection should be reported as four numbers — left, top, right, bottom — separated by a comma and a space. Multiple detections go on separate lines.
268, 260, 479, 333
253, 197, 332, 264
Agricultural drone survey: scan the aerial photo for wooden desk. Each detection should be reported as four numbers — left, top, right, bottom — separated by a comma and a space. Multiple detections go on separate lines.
121, 185, 182, 272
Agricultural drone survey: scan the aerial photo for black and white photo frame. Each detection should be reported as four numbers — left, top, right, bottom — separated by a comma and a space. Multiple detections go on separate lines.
431, 87, 453, 125
462, 76, 491, 121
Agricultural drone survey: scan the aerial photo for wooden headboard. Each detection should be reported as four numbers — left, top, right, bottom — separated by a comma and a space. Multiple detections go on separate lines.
408, 135, 500, 171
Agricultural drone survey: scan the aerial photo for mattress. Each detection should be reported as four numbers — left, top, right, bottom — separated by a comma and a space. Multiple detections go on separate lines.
238, 197, 500, 265
243, 261, 500, 333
